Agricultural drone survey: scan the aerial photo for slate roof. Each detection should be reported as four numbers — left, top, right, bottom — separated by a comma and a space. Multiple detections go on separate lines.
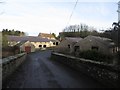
87, 35, 115, 46
75, 35, 115, 47
15, 40, 28, 47
7, 35, 50, 42
65, 37, 83, 43
49, 39, 60, 42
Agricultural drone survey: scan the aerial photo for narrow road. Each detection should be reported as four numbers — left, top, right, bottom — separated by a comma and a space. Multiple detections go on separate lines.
3, 50, 105, 88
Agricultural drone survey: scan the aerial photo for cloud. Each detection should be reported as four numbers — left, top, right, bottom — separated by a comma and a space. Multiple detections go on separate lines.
6, 0, 119, 3
0, 0, 118, 36
0, 0, 72, 35
0, 6, 71, 36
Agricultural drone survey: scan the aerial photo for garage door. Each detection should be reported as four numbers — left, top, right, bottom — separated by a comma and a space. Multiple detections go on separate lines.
25, 46, 31, 53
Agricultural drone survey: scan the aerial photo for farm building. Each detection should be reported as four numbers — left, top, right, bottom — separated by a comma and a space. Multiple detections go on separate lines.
55, 37, 82, 54
14, 40, 35, 53
6, 35, 60, 52
49, 39, 60, 46
74, 35, 116, 55
38, 33, 60, 46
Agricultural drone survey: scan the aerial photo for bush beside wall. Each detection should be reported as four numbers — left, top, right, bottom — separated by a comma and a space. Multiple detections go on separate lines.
78, 50, 113, 64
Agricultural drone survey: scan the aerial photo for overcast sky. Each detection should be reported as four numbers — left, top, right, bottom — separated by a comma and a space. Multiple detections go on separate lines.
0, 0, 119, 36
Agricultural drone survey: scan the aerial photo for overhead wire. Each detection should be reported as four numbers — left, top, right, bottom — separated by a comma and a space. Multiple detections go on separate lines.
66, 0, 79, 28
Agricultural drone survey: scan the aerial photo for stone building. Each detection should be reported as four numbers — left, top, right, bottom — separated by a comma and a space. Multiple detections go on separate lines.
55, 37, 82, 54
74, 35, 116, 55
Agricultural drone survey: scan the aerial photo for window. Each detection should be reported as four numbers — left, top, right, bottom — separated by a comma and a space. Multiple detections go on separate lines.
56, 42, 59, 45
68, 44, 70, 48
39, 45, 42, 48
53, 42, 55, 45
91, 46, 99, 51
43, 45, 46, 48
74, 46, 79, 52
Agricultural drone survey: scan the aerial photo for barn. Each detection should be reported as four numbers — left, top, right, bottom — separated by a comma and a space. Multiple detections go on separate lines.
74, 35, 116, 55
55, 37, 82, 54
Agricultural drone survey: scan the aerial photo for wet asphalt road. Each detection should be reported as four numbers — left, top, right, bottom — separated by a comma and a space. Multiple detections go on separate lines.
3, 50, 105, 88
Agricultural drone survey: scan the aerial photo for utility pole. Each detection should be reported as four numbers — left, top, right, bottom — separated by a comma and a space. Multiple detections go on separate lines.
117, 1, 120, 51
117, 1, 120, 22
0, 1, 5, 15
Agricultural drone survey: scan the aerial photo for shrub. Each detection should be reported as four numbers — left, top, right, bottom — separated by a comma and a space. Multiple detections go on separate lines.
78, 50, 113, 63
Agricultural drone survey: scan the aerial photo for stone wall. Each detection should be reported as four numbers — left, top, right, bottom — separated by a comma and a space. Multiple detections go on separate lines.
1, 53, 26, 82
51, 52, 120, 88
